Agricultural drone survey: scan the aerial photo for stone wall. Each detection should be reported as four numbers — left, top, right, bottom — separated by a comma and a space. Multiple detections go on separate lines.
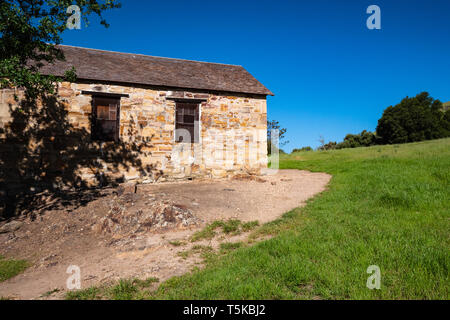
0, 81, 268, 186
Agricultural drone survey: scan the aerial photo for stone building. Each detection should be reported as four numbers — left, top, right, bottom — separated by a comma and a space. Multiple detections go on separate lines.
0, 45, 273, 188
443, 101, 450, 112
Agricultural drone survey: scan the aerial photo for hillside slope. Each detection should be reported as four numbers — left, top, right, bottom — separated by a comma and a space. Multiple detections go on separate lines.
72, 138, 450, 300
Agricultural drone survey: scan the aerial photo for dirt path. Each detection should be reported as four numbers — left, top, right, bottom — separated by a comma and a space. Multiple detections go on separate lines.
0, 169, 331, 300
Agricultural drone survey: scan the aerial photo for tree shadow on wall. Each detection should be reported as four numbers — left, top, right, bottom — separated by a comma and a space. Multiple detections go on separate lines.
0, 94, 158, 219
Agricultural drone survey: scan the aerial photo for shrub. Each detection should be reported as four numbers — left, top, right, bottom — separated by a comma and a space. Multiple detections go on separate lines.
292, 146, 312, 153
336, 130, 377, 149
318, 141, 338, 151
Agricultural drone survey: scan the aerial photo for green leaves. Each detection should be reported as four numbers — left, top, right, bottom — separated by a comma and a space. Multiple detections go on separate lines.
0, 0, 121, 100
376, 92, 449, 144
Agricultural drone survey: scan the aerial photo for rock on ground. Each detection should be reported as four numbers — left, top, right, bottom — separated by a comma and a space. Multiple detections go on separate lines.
0, 220, 23, 234
92, 192, 200, 238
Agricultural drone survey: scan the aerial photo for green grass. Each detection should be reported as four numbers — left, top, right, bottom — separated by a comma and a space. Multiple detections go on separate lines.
41, 288, 61, 298
110, 279, 138, 300
150, 138, 450, 299
66, 287, 102, 300
0, 255, 29, 282
220, 242, 244, 253
177, 250, 190, 259
178, 245, 214, 261
190, 219, 259, 242
168, 240, 186, 247
242, 221, 260, 232
65, 277, 159, 300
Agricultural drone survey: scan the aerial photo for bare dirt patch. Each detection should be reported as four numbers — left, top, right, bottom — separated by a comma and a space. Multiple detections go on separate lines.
0, 169, 330, 300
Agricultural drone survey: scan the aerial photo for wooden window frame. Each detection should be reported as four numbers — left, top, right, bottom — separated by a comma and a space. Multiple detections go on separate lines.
175, 102, 200, 143
91, 96, 121, 142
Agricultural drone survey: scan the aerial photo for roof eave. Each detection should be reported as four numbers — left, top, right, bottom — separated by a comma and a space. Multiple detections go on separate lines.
65, 76, 273, 97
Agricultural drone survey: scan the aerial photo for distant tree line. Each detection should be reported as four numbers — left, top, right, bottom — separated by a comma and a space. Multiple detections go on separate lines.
292, 92, 450, 152
292, 146, 313, 152
321, 130, 378, 151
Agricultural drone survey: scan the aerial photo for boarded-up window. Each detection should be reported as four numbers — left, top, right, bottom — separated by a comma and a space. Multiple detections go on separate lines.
92, 97, 120, 142
175, 102, 199, 143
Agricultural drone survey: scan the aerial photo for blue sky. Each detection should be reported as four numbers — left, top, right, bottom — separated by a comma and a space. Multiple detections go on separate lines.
62, 0, 450, 151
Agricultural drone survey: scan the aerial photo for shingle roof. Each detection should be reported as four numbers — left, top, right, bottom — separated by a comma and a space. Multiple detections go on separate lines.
38, 45, 273, 96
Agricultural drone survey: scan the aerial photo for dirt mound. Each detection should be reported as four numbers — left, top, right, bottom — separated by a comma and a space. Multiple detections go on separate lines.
92, 192, 200, 237
231, 173, 266, 183
0, 170, 331, 300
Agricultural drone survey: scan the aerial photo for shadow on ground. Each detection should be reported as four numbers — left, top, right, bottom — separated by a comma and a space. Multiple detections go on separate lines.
0, 93, 156, 219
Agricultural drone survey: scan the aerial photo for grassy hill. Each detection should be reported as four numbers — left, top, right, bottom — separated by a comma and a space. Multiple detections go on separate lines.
72, 138, 450, 300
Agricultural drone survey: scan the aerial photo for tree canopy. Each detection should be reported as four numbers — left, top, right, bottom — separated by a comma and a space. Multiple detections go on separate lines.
0, 0, 121, 99
376, 92, 449, 144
